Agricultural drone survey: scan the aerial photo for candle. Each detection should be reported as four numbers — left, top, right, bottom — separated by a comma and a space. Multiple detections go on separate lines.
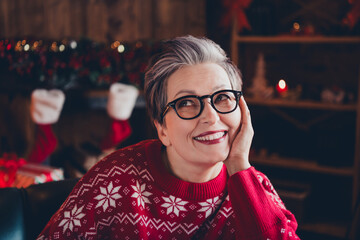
276, 79, 288, 97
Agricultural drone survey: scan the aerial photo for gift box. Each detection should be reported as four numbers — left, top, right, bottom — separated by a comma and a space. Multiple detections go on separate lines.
11, 163, 64, 188
0, 153, 26, 188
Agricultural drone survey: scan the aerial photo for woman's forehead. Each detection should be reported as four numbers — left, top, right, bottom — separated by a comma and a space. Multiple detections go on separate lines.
166, 63, 231, 98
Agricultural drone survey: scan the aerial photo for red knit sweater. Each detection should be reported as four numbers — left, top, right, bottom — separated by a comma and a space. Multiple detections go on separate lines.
38, 140, 299, 240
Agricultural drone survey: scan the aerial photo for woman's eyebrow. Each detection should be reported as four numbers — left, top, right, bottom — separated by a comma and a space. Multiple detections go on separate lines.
173, 84, 229, 99
173, 90, 196, 98
212, 84, 228, 91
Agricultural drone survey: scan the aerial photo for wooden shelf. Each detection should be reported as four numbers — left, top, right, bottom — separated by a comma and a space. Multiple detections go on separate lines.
251, 154, 354, 177
231, 18, 360, 238
84, 90, 146, 108
84, 90, 108, 98
246, 98, 357, 111
233, 35, 360, 44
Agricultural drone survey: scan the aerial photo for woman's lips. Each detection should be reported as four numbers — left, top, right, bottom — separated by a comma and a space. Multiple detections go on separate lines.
194, 131, 227, 145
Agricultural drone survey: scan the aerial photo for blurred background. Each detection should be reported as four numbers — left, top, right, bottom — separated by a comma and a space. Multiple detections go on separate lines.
0, 0, 359, 239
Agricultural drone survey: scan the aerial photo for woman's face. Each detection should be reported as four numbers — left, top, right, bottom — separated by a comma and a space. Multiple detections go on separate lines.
155, 63, 241, 168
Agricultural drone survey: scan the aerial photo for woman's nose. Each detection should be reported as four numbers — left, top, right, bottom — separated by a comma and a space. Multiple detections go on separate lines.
199, 101, 220, 124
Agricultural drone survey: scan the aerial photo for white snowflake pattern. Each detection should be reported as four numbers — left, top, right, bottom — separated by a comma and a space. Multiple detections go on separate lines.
58, 205, 86, 233
94, 181, 122, 211
161, 195, 188, 216
198, 196, 221, 218
131, 180, 152, 208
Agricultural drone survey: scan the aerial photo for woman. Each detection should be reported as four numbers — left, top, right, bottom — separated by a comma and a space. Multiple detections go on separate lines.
38, 36, 299, 239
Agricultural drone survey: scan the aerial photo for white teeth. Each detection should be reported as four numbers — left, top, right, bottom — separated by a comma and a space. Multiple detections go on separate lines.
195, 132, 225, 141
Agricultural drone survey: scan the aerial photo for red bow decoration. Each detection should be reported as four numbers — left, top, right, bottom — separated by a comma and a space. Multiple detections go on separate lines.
0, 153, 26, 188
343, 0, 360, 29
221, 0, 253, 32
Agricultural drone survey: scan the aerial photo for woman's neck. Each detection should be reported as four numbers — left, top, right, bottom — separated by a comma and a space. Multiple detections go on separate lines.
161, 148, 224, 183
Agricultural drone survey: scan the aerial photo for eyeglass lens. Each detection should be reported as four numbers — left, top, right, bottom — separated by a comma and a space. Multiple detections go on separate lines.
175, 91, 238, 119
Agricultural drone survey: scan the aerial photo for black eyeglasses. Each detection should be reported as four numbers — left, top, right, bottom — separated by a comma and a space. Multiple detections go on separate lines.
161, 89, 243, 120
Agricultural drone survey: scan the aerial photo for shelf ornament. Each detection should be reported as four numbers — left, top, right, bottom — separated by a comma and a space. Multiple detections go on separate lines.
343, 0, 360, 29
221, 0, 253, 32
248, 53, 274, 99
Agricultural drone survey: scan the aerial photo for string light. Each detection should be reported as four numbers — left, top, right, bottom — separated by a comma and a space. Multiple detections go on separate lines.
135, 41, 143, 48
70, 40, 77, 49
15, 41, 22, 51
50, 42, 58, 52
292, 22, 301, 33
59, 44, 65, 52
24, 44, 30, 51
32, 41, 39, 51
111, 40, 120, 49
117, 44, 125, 53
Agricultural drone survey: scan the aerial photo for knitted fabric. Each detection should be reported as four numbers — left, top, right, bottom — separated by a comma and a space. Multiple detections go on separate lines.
38, 140, 299, 240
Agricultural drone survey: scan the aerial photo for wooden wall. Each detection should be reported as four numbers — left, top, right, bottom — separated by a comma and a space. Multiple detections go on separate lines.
0, 0, 206, 42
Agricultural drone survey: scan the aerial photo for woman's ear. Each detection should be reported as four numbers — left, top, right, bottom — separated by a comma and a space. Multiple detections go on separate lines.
154, 120, 171, 146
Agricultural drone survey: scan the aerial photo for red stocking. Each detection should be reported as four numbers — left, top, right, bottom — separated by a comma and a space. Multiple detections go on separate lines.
100, 119, 132, 151
27, 124, 57, 163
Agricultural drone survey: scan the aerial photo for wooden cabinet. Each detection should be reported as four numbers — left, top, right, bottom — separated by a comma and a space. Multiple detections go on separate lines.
231, 24, 360, 238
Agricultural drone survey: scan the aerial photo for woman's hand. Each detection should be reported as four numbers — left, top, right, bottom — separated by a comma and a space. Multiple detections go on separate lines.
224, 96, 254, 176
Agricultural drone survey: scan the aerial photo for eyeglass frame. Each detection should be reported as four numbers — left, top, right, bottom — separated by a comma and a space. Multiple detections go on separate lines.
161, 89, 243, 121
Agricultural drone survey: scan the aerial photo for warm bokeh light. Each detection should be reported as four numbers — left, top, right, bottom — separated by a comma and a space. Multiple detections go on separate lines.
24, 44, 30, 51
50, 42, 58, 52
117, 44, 125, 53
293, 22, 300, 31
70, 40, 77, 49
278, 79, 287, 90
276, 79, 288, 96
59, 44, 65, 52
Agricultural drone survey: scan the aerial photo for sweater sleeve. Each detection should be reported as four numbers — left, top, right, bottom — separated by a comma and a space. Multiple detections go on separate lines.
227, 167, 300, 240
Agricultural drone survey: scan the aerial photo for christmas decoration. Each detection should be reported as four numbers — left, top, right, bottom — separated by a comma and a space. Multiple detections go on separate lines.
106, 83, 139, 121
221, 0, 253, 32
27, 124, 58, 164
11, 163, 64, 188
276, 79, 288, 97
30, 89, 65, 124
321, 86, 346, 104
247, 53, 274, 99
100, 83, 139, 151
100, 119, 132, 151
28, 89, 65, 163
343, 0, 360, 29
0, 153, 26, 188
0, 38, 159, 92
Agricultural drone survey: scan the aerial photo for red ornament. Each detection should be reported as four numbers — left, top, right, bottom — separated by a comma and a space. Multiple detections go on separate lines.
221, 0, 253, 32
343, 0, 360, 29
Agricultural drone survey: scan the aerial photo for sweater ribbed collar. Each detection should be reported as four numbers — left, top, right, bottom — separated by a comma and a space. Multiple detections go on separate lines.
146, 140, 228, 201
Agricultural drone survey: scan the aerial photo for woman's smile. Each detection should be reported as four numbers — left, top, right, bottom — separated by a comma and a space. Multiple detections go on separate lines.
193, 131, 227, 145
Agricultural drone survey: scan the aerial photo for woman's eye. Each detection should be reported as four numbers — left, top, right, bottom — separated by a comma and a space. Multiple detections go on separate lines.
177, 99, 196, 108
214, 94, 231, 103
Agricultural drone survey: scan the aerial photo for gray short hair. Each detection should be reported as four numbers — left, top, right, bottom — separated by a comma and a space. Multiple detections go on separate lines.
144, 35, 242, 125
